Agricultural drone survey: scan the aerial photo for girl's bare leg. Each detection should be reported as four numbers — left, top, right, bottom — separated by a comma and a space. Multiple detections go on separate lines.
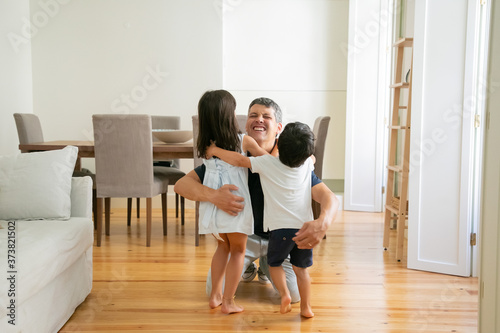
209, 234, 230, 308
269, 266, 292, 314
293, 266, 314, 318
221, 233, 247, 314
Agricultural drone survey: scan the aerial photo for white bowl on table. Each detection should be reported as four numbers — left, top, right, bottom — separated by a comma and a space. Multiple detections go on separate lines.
152, 129, 193, 144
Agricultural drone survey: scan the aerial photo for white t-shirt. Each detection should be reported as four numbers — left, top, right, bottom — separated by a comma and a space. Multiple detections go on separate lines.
249, 154, 314, 232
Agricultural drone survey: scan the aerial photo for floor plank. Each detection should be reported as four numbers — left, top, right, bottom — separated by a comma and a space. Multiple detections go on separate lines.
60, 209, 478, 332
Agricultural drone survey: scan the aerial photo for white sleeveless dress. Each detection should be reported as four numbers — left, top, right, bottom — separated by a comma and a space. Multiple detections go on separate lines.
199, 134, 253, 236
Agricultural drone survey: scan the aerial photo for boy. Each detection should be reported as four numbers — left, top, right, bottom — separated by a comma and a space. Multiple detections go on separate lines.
207, 121, 316, 318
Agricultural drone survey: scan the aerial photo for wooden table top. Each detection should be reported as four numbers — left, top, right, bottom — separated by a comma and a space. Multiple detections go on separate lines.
19, 140, 194, 159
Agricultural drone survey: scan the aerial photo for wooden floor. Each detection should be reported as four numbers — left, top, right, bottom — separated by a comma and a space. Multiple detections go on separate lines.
60, 209, 478, 333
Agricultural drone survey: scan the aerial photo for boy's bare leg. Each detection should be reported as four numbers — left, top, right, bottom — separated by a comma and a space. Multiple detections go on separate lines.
221, 233, 247, 314
209, 235, 229, 308
269, 266, 292, 314
293, 266, 314, 318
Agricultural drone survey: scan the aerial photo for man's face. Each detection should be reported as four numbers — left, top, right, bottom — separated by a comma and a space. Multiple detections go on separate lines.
246, 104, 282, 147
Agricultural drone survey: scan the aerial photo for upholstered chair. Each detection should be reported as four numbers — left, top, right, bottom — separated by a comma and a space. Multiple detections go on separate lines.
312, 116, 331, 219
128, 116, 186, 225
13, 113, 44, 152
92, 114, 170, 247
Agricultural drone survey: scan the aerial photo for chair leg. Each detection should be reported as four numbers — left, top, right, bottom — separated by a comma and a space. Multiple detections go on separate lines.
312, 201, 320, 220
162, 193, 167, 236
146, 198, 152, 247
96, 198, 103, 247
195, 201, 200, 247
176, 193, 179, 218
105, 197, 111, 236
181, 196, 185, 226
127, 198, 132, 226
137, 198, 140, 218
93, 189, 97, 230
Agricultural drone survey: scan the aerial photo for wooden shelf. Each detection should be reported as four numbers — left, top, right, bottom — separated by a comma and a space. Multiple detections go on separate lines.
393, 38, 413, 48
390, 82, 410, 89
385, 204, 399, 215
387, 165, 402, 172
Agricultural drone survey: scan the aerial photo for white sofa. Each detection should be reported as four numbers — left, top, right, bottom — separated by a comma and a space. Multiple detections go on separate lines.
0, 147, 93, 333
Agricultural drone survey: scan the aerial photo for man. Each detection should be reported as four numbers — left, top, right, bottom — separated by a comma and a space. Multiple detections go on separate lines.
174, 97, 339, 302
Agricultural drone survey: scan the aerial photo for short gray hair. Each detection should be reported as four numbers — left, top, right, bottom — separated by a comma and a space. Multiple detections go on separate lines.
248, 97, 282, 123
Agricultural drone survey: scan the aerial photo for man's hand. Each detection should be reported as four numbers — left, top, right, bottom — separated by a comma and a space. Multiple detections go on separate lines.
211, 184, 245, 216
174, 170, 244, 216
293, 182, 339, 249
293, 219, 327, 249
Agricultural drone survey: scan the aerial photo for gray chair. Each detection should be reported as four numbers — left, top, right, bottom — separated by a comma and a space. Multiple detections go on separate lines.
191, 114, 247, 246
236, 114, 247, 134
129, 116, 186, 225
13, 113, 44, 152
13, 113, 99, 222
93, 114, 170, 247
311, 116, 331, 219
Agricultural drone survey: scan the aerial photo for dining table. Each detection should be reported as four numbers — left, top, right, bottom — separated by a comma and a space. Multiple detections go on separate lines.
19, 140, 194, 170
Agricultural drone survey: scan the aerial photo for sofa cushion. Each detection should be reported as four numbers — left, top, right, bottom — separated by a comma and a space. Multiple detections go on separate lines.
0, 146, 78, 220
0, 218, 93, 309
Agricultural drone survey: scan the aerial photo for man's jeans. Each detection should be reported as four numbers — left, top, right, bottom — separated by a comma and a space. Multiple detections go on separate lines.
206, 234, 300, 303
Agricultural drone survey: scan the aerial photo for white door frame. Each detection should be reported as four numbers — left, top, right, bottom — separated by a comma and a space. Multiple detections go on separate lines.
344, 0, 392, 212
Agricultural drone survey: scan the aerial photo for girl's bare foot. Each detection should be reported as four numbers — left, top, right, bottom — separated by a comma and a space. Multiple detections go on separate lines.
221, 297, 244, 314
300, 304, 314, 318
209, 294, 222, 309
280, 294, 292, 314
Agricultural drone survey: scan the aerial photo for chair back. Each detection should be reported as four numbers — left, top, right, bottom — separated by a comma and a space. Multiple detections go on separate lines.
93, 114, 155, 198
191, 115, 203, 168
152, 115, 181, 168
312, 116, 331, 179
14, 113, 44, 152
236, 114, 247, 134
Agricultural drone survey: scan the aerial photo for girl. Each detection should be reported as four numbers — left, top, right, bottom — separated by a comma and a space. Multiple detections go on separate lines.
197, 90, 267, 314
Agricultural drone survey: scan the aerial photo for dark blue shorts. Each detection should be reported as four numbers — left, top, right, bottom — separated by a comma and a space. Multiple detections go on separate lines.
267, 229, 313, 268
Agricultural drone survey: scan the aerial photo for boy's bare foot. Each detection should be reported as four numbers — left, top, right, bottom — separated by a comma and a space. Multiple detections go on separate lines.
300, 305, 314, 318
280, 294, 292, 314
209, 294, 222, 309
221, 297, 244, 314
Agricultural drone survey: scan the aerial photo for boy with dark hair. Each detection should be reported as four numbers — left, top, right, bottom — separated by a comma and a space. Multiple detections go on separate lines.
207, 121, 316, 318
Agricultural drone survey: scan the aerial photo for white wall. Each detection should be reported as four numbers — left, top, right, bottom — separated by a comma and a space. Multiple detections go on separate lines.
29, 0, 223, 174
223, 0, 349, 180
0, 0, 33, 156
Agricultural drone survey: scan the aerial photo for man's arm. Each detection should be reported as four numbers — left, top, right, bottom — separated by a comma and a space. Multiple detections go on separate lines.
173, 170, 245, 216
292, 182, 339, 249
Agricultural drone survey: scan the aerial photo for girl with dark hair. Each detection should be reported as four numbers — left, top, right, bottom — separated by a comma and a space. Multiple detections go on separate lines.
197, 90, 267, 314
